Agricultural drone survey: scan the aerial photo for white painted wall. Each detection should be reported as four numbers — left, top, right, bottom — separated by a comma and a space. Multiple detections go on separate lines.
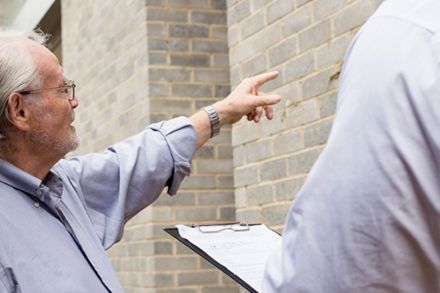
2, 0, 54, 30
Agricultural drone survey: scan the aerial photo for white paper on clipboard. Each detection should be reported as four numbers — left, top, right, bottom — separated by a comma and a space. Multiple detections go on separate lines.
176, 223, 281, 292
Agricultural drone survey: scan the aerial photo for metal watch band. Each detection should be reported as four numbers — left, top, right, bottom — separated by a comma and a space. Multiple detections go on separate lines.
202, 105, 220, 138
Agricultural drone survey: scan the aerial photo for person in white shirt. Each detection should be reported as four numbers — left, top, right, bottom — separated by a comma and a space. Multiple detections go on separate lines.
263, 0, 440, 291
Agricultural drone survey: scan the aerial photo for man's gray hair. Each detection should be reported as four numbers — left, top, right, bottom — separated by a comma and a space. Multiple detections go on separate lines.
0, 30, 49, 139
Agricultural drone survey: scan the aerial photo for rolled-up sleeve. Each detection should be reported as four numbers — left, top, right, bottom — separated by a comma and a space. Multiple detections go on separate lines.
148, 117, 195, 195
57, 116, 196, 248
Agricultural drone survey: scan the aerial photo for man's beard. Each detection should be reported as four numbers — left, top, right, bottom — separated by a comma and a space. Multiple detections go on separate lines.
27, 101, 80, 156
30, 125, 80, 156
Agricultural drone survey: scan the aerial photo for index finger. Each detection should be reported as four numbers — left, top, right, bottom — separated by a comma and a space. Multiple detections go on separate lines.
249, 71, 279, 88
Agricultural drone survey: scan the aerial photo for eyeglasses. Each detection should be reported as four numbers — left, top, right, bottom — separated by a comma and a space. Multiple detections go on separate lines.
193, 223, 250, 233
18, 80, 76, 101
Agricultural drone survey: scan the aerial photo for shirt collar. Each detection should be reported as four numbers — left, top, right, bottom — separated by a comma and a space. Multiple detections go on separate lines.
0, 158, 63, 202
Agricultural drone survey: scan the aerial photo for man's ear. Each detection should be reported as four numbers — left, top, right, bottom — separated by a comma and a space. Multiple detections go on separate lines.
7, 93, 31, 132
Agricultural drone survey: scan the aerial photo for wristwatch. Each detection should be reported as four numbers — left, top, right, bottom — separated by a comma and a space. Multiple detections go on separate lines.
203, 105, 220, 138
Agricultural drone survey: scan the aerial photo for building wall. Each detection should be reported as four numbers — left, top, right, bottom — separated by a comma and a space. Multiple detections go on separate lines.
0, 0, 25, 27
0, 1, 3, 27
63, 0, 236, 292
62, 0, 148, 152
228, 0, 384, 232
0, 0, 54, 30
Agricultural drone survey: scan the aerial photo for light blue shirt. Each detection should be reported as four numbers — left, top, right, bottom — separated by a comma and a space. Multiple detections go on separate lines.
263, 0, 440, 292
0, 116, 196, 292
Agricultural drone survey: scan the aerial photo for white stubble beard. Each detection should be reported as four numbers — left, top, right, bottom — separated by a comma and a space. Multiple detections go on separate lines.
30, 125, 80, 156
29, 107, 80, 156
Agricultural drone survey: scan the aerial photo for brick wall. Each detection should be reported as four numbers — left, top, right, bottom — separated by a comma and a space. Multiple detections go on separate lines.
228, 0, 384, 232
62, 0, 148, 152
128, 0, 237, 292
63, 0, 237, 292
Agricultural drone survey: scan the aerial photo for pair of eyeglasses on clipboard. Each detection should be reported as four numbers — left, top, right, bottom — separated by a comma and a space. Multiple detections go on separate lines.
192, 222, 250, 233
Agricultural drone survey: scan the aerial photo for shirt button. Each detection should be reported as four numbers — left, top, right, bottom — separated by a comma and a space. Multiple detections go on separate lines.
36, 189, 42, 196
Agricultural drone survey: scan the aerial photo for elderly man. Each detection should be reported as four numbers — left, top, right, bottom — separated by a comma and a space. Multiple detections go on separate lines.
263, 0, 440, 292
0, 31, 280, 292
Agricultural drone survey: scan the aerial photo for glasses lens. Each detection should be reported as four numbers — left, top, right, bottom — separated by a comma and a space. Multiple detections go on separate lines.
68, 87, 74, 100
66, 81, 75, 101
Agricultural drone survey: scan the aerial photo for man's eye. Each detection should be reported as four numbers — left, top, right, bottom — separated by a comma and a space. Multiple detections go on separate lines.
60, 88, 68, 94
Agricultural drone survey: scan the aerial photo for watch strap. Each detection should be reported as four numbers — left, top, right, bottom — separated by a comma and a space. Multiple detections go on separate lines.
202, 105, 220, 138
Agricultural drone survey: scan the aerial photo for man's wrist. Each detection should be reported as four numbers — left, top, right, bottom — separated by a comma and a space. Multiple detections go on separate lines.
202, 105, 220, 138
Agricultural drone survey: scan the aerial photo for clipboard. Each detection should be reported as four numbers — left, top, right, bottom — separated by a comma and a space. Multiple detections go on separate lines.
164, 223, 277, 293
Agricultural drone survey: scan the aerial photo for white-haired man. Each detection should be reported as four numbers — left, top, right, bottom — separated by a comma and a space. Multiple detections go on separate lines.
0, 31, 281, 292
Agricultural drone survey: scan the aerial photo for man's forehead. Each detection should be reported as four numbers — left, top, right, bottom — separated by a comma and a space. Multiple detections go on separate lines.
24, 41, 64, 84
40, 63, 64, 85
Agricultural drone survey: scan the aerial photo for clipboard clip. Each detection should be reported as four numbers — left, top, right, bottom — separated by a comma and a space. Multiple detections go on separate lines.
192, 222, 250, 233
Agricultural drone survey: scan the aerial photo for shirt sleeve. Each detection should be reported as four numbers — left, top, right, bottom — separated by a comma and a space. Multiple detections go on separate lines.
57, 116, 196, 248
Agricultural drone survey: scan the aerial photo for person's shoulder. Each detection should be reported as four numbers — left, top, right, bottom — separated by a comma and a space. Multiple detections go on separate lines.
373, 0, 440, 33
0, 183, 20, 205
0, 182, 36, 231
51, 158, 78, 181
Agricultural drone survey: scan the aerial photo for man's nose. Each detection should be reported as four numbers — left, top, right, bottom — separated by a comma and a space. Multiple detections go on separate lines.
70, 96, 79, 109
